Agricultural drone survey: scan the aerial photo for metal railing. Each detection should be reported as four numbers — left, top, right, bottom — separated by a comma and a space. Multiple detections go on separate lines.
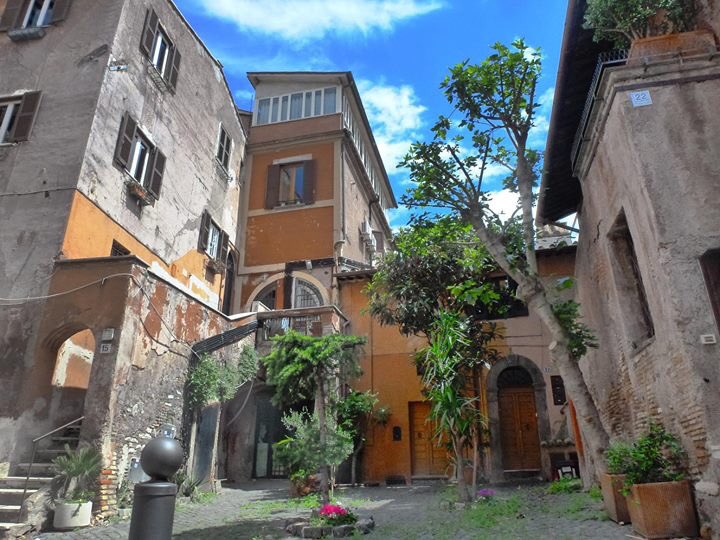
18, 416, 84, 521
570, 49, 629, 172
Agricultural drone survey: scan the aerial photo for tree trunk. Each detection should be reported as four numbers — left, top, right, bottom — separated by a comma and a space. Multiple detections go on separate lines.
316, 375, 330, 505
466, 212, 609, 481
453, 434, 470, 503
471, 365, 482, 496
351, 439, 364, 486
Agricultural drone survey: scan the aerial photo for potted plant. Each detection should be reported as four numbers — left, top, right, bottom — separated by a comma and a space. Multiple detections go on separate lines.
583, 0, 716, 61
600, 441, 633, 524
52, 444, 102, 530
623, 424, 698, 539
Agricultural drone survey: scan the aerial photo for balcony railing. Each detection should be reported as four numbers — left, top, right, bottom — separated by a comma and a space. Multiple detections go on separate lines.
571, 49, 629, 172
257, 306, 348, 344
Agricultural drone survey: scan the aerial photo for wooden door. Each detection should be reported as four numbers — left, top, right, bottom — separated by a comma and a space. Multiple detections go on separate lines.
498, 387, 541, 470
410, 402, 448, 476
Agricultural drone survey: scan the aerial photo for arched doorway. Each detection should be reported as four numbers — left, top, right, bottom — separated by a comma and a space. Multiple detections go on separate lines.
497, 366, 541, 471
50, 328, 95, 423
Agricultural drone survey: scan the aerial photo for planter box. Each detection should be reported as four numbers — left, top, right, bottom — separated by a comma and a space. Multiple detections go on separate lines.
626, 480, 698, 539
53, 501, 92, 530
600, 473, 630, 524
629, 30, 717, 64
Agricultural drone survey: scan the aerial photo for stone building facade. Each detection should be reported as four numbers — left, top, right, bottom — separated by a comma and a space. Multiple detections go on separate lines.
539, 0, 720, 533
0, 0, 252, 530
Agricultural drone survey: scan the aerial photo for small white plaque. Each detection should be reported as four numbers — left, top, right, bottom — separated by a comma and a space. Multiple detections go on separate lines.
100, 343, 113, 354
630, 90, 653, 107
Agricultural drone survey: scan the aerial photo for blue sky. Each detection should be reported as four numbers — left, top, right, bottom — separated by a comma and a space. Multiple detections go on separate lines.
175, 0, 569, 228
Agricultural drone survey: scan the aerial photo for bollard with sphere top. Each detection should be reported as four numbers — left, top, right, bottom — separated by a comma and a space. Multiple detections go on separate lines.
128, 435, 184, 540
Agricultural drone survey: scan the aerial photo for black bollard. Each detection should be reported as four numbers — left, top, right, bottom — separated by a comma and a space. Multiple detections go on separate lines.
128, 436, 184, 540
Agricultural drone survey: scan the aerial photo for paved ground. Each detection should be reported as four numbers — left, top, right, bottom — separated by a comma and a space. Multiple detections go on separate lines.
37, 480, 632, 539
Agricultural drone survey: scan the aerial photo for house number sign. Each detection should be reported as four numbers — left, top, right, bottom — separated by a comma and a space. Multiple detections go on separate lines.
630, 90, 653, 108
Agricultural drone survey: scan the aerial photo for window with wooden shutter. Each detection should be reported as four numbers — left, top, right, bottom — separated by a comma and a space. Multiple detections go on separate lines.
302, 159, 316, 204
701, 249, 720, 332
219, 231, 229, 263
50, 0, 73, 23
9, 91, 41, 142
167, 47, 181, 91
147, 148, 165, 199
198, 211, 211, 251
0, 0, 26, 31
114, 113, 137, 169
265, 164, 281, 209
140, 9, 159, 57
550, 376, 567, 406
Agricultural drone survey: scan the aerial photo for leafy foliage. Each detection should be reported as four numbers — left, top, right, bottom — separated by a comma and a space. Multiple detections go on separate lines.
551, 300, 598, 359
186, 347, 258, 409
262, 331, 365, 409
622, 424, 687, 490
605, 440, 635, 475
273, 410, 353, 478
335, 390, 377, 441
583, 0, 697, 48
52, 444, 102, 502
546, 477, 583, 494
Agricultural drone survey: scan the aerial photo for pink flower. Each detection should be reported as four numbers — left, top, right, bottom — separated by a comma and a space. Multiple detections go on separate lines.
319, 504, 348, 517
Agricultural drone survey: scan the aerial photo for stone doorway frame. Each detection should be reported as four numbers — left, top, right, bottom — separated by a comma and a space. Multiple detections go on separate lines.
486, 354, 550, 482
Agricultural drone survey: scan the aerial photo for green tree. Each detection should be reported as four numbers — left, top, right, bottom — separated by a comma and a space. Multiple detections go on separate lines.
368, 218, 504, 499
335, 390, 378, 486
400, 40, 609, 480
262, 331, 365, 503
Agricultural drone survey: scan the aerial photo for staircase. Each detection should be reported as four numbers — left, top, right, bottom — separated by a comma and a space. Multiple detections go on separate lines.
0, 421, 81, 538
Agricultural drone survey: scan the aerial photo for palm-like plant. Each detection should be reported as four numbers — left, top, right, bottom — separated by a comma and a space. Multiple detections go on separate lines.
52, 444, 102, 502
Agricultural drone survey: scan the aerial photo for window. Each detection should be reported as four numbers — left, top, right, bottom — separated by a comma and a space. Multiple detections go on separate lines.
0, 92, 41, 143
110, 241, 130, 257
294, 280, 323, 308
139, 9, 181, 91
265, 160, 316, 209
0, 0, 71, 32
216, 125, 232, 171
701, 249, 720, 332
608, 211, 655, 349
255, 87, 338, 126
114, 113, 165, 200
551, 376, 567, 406
198, 211, 229, 263
0, 100, 20, 143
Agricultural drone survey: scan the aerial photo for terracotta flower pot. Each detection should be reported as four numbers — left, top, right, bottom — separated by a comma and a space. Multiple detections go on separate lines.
626, 480, 698, 539
600, 473, 631, 524
629, 30, 717, 65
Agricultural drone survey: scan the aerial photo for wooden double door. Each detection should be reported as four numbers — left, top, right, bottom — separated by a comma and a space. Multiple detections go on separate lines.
498, 387, 541, 471
410, 402, 449, 476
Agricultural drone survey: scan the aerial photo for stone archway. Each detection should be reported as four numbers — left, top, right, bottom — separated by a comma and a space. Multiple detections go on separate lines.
486, 354, 551, 482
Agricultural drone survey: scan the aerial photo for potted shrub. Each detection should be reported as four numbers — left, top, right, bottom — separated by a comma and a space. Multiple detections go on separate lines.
623, 424, 698, 539
583, 0, 716, 61
600, 441, 633, 524
52, 445, 102, 530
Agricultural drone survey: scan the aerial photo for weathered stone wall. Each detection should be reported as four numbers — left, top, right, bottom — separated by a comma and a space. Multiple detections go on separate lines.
574, 55, 720, 531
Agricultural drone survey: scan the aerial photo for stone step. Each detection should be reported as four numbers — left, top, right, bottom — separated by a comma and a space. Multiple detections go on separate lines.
0, 489, 37, 506
50, 436, 80, 444
0, 477, 51, 490
13, 463, 55, 477
0, 506, 21, 522
36, 448, 68, 458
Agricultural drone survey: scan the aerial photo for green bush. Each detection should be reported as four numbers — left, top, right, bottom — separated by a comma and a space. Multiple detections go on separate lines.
583, 0, 697, 48
605, 440, 634, 474
623, 424, 687, 491
547, 476, 582, 494
273, 410, 353, 477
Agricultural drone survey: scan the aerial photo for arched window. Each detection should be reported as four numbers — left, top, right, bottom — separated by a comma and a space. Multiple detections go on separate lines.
256, 283, 277, 309
293, 279, 323, 308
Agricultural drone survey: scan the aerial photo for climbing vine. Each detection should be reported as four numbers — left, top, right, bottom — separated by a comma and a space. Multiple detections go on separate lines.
186, 346, 258, 408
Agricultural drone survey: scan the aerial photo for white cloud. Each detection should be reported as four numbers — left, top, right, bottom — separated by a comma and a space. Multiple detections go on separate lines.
529, 86, 554, 149
234, 88, 254, 103
357, 80, 427, 175
386, 204, 412, 233
487, 190, 521, 219
193, 0, 443, 43
215, 49, 335, 76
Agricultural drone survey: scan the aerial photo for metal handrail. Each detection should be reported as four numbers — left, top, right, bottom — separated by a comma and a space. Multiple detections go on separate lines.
18, 416, 84, 521
571, 49, 629, 172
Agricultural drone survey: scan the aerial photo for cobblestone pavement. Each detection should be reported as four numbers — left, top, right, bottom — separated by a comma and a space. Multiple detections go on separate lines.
37, 480, 632, 539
